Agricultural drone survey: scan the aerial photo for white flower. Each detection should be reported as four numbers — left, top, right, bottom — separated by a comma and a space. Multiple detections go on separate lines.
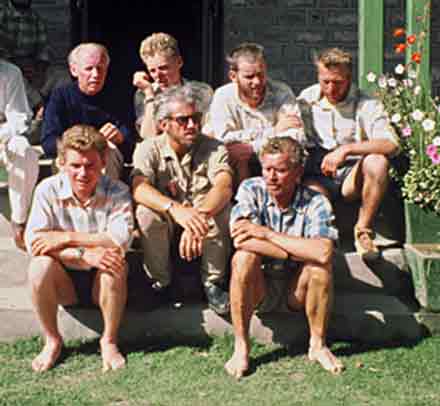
366, 72, 377, 83
411, 109, 425, 121
391, 113, 402, 123
414, 85, 422, 95
394, 64, 405, 75
408, 69, 417, 79
378, 76, 387, 88
422, 119, 436, 132
433, 136, 440, 146
388, 78, 398, 87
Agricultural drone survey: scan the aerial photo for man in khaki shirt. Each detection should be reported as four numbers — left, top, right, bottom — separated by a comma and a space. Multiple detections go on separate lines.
132, 83, 233, 314
298, 48, 399, 260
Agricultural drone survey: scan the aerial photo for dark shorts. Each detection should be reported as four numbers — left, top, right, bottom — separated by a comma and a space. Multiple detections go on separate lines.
66, 268, 98, 307
304, 147, 358, 200
257, 263, 300, 313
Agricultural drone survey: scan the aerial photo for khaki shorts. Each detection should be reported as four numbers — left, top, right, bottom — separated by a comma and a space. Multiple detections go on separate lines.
257, 263, 299, 313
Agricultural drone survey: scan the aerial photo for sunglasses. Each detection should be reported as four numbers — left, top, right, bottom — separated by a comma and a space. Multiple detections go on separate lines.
168, 112, 203, 127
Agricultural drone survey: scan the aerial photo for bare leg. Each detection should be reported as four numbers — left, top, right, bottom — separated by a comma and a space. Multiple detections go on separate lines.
288, 262, 344, 374
93, 266, 128, 372
28, 256, 77, 372
225, 251, 265, 379
342, 155, 389, 229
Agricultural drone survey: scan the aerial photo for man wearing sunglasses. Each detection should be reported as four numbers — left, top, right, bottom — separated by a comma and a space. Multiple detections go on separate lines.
132, 82, 233, 314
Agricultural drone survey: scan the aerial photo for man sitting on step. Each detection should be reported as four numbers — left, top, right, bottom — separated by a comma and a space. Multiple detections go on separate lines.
25, 124, 134, 372
226, 136, 344, 379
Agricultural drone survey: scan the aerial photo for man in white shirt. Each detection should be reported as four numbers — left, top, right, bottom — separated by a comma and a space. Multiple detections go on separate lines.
0, 58, 39, 249
298, 48, 399, 259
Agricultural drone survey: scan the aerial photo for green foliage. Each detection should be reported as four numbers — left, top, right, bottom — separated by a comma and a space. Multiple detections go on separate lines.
367, 1, 440, 215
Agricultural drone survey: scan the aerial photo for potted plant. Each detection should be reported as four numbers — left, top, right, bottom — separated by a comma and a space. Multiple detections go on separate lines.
366, 1, 440, 244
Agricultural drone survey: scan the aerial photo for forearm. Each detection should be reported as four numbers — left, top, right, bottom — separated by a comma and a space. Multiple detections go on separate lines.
132, 177, 173, 213
236, 238, 288, 260
266, 230, 333, 265
39, 230, 120, 250
47, 247, 90, 270
197, 173, 233, 218
338, 139, 397, 158
140, 103, 157, 139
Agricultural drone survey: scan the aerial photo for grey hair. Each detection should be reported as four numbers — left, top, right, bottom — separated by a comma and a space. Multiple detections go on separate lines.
153, 81, 213, 122
68, 43, 110, 67
258, 136, 307, 168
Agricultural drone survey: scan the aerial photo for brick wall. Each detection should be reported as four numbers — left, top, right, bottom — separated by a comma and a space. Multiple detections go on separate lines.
224, 0, 440, 96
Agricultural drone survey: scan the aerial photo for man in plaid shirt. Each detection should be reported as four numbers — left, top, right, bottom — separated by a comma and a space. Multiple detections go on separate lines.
226, 136, 344, 379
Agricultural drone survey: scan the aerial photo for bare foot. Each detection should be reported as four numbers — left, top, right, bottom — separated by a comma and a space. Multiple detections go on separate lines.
32, 338, 62, 372
224, 351, 249, 380
100, 341, 126, 372
308, 346, 345, 375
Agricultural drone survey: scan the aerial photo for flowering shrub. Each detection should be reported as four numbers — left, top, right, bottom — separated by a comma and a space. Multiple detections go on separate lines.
366, 2, 440, 214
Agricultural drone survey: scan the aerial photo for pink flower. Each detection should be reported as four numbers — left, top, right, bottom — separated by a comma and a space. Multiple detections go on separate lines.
402, 127, 412, 137
430, 152, 440, 165
426, 144, 438, 157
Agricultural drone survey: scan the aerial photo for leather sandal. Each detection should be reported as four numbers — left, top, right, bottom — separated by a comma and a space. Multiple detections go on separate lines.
354, 226, 379, 260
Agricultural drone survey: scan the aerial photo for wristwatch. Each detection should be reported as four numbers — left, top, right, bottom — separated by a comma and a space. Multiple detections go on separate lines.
163, 200, 174, 213
75, 247, 85, 260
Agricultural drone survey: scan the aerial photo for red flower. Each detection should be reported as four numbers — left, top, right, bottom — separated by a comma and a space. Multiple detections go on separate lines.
411, 52, 422, 64
407, 35, 417, 44
393, 28, 405, 37
394, 43, 406, 53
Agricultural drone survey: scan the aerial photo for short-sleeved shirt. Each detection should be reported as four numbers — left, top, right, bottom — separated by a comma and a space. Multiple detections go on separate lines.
230, 177, 338, 270
132, 133, 233, 207
298, 84, 399, 153
24, 172, 134, 255
204, 79, 296, 151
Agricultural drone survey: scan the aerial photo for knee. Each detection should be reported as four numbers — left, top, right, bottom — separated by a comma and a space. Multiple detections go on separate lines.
27, 256, 58, 290
306, 263, 332, 291
231, 250, 261, 283
363, 154, 389, 180
135, 205, 164, 234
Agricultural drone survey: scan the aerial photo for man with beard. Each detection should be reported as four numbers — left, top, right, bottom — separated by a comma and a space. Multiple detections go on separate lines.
132, 83, 232, 314
41, 43, 135, 180
205, 42, 300, 183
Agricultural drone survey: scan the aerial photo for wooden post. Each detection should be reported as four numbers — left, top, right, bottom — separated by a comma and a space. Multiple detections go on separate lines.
358, 0, 384, 93
406, 0, 431, 96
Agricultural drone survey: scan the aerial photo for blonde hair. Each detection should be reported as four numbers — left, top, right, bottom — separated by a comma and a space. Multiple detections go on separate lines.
139, 32, 180, 64
57, 124, 107, 165
259, 137, 306, 168
314, 47, 352, 71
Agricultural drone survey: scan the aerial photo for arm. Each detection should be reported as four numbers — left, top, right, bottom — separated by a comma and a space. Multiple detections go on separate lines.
139, 101, 158, 138
197, 171, 233, 218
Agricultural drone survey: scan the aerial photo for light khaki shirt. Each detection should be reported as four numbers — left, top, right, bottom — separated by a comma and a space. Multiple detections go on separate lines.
132, 132, 233, 207
204, 79, 296, 151
298, 84, 399, 152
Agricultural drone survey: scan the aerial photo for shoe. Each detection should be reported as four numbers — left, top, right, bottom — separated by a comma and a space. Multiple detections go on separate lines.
354, 226, 380, 260
204, 284, 230, 315
11, 221, 26, 251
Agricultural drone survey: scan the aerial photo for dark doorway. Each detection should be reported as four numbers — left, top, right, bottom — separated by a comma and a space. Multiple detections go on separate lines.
71, 1, 223, 127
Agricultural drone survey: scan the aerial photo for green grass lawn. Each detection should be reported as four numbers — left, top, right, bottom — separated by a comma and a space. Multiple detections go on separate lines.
1, 335, 439, 406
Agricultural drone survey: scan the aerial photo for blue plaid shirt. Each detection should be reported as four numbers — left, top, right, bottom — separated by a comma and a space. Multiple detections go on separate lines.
231, 177, 338, 269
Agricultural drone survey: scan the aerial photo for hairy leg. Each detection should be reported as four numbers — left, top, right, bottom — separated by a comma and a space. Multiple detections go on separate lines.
93, 266, 128, 372
225, 251, 265, 379
342, 155, 389, 229
28, 256, 77, 372
288, 262, 344, 374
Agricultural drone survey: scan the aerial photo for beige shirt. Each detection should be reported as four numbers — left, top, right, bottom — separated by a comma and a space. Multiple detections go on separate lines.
132, 132, 233, 207
298, 84, 399, 151
204, 79, 296, 151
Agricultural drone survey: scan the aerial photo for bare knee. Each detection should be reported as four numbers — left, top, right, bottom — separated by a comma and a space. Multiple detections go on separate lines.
306, 263, 332, 291
231, 250, 261, 284
363, 154, 389, 180
28, 256, 59, 290
97, 267, 128, 298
